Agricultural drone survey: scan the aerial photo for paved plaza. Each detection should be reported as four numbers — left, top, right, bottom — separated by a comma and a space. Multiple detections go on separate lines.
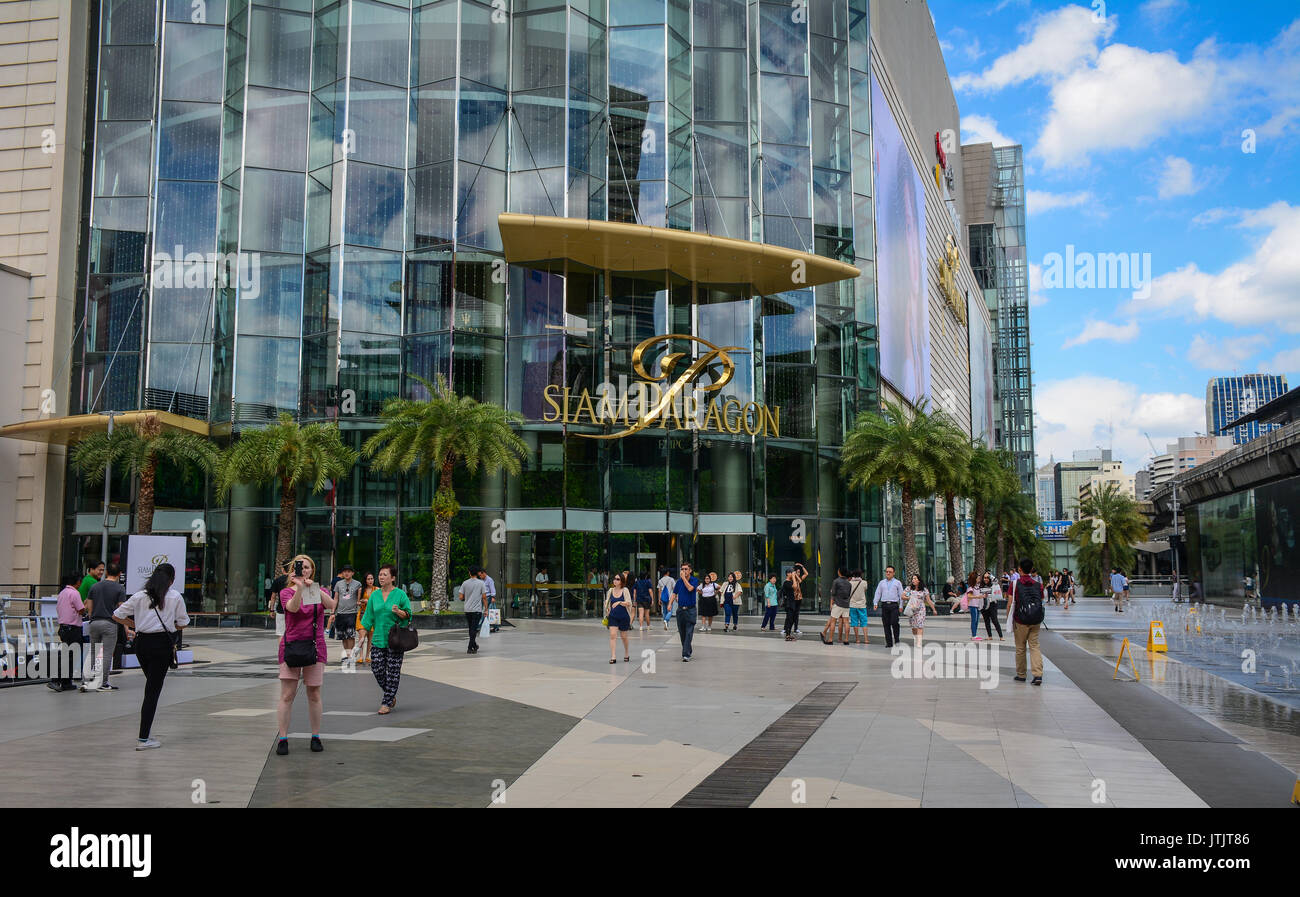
2, 597, 1296, 808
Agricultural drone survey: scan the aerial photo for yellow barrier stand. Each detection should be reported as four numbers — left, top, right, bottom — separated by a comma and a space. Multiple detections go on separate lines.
1114, 637, 1140, 681
1292, 779, 1300, 806
1147, 621, 1168, 653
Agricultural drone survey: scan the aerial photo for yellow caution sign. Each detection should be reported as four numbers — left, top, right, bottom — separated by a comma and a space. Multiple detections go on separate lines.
1293, 779, 1300, 805
1114, 638, 1140, 681
1147, 621, 1168, 653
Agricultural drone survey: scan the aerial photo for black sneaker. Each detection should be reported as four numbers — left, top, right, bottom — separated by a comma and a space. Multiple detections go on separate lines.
276, 739, 289, 756
310, 736, 323, 752
1014, 675, 1026, 682
1031, 677, 1042, 686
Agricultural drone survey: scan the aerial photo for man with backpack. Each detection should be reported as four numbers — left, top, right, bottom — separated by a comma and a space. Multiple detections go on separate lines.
1006, 557, 1045, 686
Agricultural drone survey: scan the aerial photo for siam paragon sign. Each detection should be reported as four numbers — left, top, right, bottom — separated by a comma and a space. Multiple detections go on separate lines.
542, 334, 781, 439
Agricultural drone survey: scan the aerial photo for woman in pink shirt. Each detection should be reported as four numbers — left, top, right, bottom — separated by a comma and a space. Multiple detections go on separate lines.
276, 554, 336, 756
52, 573, 87, 692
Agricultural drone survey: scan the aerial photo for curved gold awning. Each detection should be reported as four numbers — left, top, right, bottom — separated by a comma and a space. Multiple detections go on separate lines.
0, 410, 210, 445
498, 213, 860, 294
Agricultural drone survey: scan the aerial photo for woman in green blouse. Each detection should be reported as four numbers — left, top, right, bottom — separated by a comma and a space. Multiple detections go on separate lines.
359, 563, 412, 714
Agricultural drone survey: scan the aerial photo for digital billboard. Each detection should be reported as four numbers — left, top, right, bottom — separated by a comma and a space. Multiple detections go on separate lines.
871, 72, 930, 406
968, 292, 995, 448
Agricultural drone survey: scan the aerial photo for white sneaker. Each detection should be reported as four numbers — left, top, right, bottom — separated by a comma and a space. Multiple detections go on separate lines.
135, 738, 161, 750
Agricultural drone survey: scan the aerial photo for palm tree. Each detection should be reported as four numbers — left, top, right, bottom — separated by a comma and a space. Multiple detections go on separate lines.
215, 413, 358, 570
967, 445, 1020, 577
362, 375, 527, 613
1068, 481, 1148, 594
841, 400, 969, 583
986, 489, 1039, 576
70, 415, 219, 534
937, 440, 974, 584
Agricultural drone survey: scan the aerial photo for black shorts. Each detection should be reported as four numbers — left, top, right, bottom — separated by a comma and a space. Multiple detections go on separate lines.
334, 617, 356, 639
636, 599, 652, 608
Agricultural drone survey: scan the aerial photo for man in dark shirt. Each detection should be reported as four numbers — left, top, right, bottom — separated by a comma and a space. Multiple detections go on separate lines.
674, 563, 699, 662
821, 567, 852, 645
83, 563, 126, 691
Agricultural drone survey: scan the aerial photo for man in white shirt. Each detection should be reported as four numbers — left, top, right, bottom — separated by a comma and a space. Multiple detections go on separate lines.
657, 567, 676, 630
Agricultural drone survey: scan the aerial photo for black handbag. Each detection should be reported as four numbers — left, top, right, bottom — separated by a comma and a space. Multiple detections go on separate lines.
283, 604, 320, 667
388, 613, 418, 653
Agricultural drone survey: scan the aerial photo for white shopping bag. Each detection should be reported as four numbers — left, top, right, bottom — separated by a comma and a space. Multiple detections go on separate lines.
479, 613, 491, 639
487, 608, 501, 625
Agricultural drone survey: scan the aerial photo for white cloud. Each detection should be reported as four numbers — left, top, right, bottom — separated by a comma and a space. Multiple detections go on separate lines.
1131, 201, 1300, 333
961, 114, 1014, 147
1026, 189, 1093, 214
1140, 0, 1187, 23
1156, 155, 1198, 199
1037, 43, 1220, 169
1185, 333, 1269, 369
1028, 261, 1048, 307
952, 5, 1115, 92
1261, 346, 1300, 378
1062, 319, 1140, 348
1035, 375, 1204, 468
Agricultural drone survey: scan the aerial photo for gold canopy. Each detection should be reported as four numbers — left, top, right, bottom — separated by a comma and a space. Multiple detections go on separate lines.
498, 213, 860, 294
0, 410, 210, 445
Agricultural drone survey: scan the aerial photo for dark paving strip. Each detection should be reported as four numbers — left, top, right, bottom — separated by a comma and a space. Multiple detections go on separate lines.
674, 681, 857, 808
1039, 631, 1297, 808
248, 673, 580, 807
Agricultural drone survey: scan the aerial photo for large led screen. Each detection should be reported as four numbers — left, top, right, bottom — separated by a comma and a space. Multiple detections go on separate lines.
968, 292, 995, 448
871, 73, 930, 406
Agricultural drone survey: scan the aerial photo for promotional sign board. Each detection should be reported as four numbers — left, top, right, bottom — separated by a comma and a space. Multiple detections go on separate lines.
125, 535, 189, 594
1036, 520, 1071, 540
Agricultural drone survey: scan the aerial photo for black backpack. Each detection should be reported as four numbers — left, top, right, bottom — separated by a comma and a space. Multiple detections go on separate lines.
1013, 577, 1045, 625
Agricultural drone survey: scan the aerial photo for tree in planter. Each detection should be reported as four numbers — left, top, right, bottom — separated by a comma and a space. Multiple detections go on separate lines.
70, 415, 219, 534
840, 400, 969, 583
215, 413, 358, 570
362, 375, 527, 613
1068, 481, 1148, 594
967, 445, 1020, 577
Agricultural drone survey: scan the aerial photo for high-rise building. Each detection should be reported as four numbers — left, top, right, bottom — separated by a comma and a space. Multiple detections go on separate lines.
1207, 375, 1289, 445
1054, 455, 1116, 521
963, 141, 1035, 493
1135, 467, 1153, 501
1034, 458, 1055, 521
0, 0, 1003, 609
1150, 435, 1234, 488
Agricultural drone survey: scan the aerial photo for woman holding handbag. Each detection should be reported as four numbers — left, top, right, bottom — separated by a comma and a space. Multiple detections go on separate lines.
980, 572, 1004, 640
275, 554, 337, 756
605, 573, 633, 663
903, 574, 937, 648
360, 564, 412, 715
721, 571, 744, 632
112, 563, 189, 750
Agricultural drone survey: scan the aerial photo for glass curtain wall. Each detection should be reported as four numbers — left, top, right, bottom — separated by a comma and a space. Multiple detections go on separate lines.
68, 0, 882, 612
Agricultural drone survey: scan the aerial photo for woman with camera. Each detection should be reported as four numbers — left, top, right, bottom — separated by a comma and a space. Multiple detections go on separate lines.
275, 554, 337, 756
782, 564, 808, 640
112, 563, 189, 750
360, 563, 413, 715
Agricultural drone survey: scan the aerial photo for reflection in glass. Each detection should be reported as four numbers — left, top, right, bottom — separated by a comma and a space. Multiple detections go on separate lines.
87, 275, 145, 352
339, 331, 400, 417
610, 27, 667, 101
99, 46, 156, 119
348, 0, 409, 87
162, 22, 224, 102
248, 7, 311, 92
158, 103, 219, 181
759, 73, 810, 144
237, 253, 303, 338
234, 335, 299, 415
95, 121, 153, 196
340, 248, 402, 334
240, 169, 305, 254
244, 87, 309, 170
345, 163, 404, 250
154, 181, 217, 252
405, 254, 452, 335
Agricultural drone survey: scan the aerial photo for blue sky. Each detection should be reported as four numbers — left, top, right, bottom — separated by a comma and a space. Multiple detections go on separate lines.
927, 0, 1300, 469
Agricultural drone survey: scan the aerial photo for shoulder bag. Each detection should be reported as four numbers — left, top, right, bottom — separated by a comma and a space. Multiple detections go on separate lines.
154, 606, 180, 669
283, 603, 320, 667
388, 599, 419, 653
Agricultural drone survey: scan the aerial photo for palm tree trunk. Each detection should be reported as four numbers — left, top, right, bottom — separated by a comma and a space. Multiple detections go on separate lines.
901, 484, 919, 583
137, 457, 157, 534
973, 498, 987, 577
430, 461, 455, 613
944, 492, 963, 584
276, 476, 295, 570
996, 521, 1007, 576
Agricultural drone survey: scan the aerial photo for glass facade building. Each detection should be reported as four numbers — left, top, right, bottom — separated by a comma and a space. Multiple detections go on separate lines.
1206, 375, 1289, 446
65, 0, 889, 614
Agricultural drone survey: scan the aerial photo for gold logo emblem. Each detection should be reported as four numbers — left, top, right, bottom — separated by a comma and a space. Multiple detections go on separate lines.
541, 333, 779, 438
150, 554, 169, 565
